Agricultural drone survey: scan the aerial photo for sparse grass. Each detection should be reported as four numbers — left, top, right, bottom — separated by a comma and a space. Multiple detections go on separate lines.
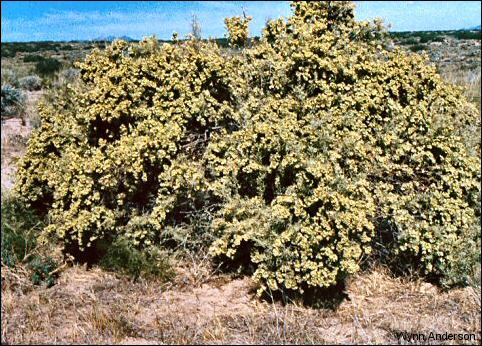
440, 66, 481, 111
1, 265, 480, 344
1, 60, 35, 82
1, 194, 44, 267
1, 89, 42, 192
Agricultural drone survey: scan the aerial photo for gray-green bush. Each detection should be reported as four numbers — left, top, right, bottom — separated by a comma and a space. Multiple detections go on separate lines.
19, 75, 42, 91
1, 84, 26, 118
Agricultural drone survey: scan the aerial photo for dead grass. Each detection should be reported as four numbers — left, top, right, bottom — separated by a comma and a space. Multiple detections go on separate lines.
2, 262, 480, 345
440, 66, 481, 111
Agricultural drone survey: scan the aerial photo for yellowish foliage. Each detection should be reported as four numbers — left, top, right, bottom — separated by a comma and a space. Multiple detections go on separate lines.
16, 1, 480, 295
224, 15, 252, 48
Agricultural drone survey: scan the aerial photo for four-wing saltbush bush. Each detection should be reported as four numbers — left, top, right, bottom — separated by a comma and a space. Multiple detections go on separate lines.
224, 15, 252, 47
16, 1, 481, 296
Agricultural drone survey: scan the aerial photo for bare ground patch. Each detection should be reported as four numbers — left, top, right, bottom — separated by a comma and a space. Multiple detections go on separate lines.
1, 90, 41, 193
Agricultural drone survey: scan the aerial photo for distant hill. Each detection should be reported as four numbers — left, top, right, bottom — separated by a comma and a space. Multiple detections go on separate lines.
92, 35, 137, 42
463, 25, 481, 31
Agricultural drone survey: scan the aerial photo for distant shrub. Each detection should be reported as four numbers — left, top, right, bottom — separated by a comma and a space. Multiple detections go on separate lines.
19, 75, 43, 91
452, 31, 481, 40
419, 36, 430, 44
1, 42, 63, 57
35, 58, 62, 77
402, 37, 418, 45
410, 44, 426, 52
1, 84, 26, 118
213, 38, 229, 48
390, 31, 412, 40
417, 31, 441, 43
431, 36, 445, 42
1, 47, 15, 58
15, 1, 481, 297
23, 54, 45, 63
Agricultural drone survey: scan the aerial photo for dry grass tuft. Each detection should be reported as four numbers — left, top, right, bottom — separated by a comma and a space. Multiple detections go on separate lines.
440, 66, 481, 111
337, 266, 481, 344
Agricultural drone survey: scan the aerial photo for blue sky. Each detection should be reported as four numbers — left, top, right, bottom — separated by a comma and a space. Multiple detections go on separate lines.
1, 1, 481, 42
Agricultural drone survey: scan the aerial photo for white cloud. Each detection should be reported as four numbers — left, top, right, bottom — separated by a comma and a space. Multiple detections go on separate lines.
2, 1, 292, 41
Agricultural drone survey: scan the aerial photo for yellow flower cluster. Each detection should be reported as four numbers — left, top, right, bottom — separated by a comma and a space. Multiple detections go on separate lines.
224, 15, 252, 48
16, 1, 480, 295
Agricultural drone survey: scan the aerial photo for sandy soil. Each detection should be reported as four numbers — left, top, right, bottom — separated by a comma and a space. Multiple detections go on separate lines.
1, 90, 41, 193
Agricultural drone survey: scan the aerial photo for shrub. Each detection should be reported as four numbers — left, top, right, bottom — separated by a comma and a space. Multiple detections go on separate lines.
100, 237, 174, 281
35, 58, 62, 77
263, 18, 288, 44
19, 75, 43, 91
225, 15, 252, 47
29, 256, 58, 287
410, 44, 426, 52
16, 37, 239, 251
23, 54, 45, 63
16, 1, 481, 297
58, 67, 80, 83
1, 84, 26, 118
